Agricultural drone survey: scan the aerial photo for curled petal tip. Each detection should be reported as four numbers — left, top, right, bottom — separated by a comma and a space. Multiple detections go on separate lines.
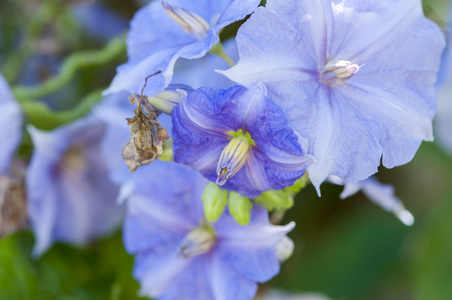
398, 209, 414, 226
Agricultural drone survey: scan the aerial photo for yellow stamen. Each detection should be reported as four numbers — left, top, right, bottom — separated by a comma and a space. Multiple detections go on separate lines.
216, 130, 254, 186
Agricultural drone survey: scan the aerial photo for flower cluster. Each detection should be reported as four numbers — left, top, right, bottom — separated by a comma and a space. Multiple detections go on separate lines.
0, 0, 446, 299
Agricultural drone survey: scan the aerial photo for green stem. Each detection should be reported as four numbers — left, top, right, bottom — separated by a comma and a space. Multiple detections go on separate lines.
19, 89, 104, 131
12, 34, 126, 100
210, 42, 235, 67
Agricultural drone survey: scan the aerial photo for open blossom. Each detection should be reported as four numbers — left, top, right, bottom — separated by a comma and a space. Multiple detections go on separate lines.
123, 161, 294, 300
435, 22, 452, 154
172, 84, 312, 198
435, 67, 452, 154
0, 74, 23, 175
27, 116, 124, 256
104, 0, 259, 96
96, 40, 238, 186
222, 0, 445, 191
172, 38, 239, 90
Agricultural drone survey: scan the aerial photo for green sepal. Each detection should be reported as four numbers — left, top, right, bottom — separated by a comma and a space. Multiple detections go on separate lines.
228, 192, 252, 226
202, 182, 228, 222
254, 173, 310, 211
158, 138, 173, 162
209, 41, 235, 67
254, 189, 294, 211
285, 173, 310, 194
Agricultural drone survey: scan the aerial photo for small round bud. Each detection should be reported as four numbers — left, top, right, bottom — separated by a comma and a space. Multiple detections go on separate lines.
158, 139, 173, 162
147, 86, 190, 115
202, 182, 228, 222
228, 192, 252, 226
254, 190, 293, 211
275, 236, 295, 262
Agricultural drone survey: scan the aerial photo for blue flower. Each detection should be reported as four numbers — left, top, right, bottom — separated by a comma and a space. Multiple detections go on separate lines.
123, 161, 294, 300
27, 116, 125, 256
93, 91, 135, 184
95, 39, 235, 185
104, 0, 259, 96
435, 80, 452, 154
0, 74, 22, 175
328, 175, 414, 226
221, 0, 446, 192
172, 84, 312, 198
172, 38, 239, 90
435, 12, 452, 155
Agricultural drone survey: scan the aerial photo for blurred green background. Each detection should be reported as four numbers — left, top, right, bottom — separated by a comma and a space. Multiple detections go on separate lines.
1, 0, 451, 299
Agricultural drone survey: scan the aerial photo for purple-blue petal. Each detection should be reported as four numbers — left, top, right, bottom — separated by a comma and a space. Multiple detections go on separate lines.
27, 116, 124, 256
133, 243, 193, 298
173, 85, 311, 197
213, 206, 294, 282
124, 161, 208, 234
0, 74, 22, 174
172, 39, 239, 90
125, 175, 291, 299
105, 0, 259, 96
223, 0, 445, 192
209, 252, 258, 300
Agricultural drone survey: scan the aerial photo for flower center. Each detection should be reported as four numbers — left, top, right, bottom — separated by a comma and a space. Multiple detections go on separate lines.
216, 129, 255, 186
162, 1, 210, 41
60, 146, 88, 176
178, 226, 216, 258
320, 60, 359, 86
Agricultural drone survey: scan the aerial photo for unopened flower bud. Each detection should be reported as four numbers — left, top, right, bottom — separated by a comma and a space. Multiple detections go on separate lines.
158, 138, 173, 162
147, 85, 191, 115
202, 182, 228, 222
254, 190, 293, 211
275, 236, 295, 262
228, 192, 252, 226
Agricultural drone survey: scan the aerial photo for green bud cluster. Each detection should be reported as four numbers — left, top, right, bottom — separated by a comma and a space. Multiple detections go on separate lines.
254, 174, 310, 211
202, 174, 310, 226
202, 183, 252, 226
